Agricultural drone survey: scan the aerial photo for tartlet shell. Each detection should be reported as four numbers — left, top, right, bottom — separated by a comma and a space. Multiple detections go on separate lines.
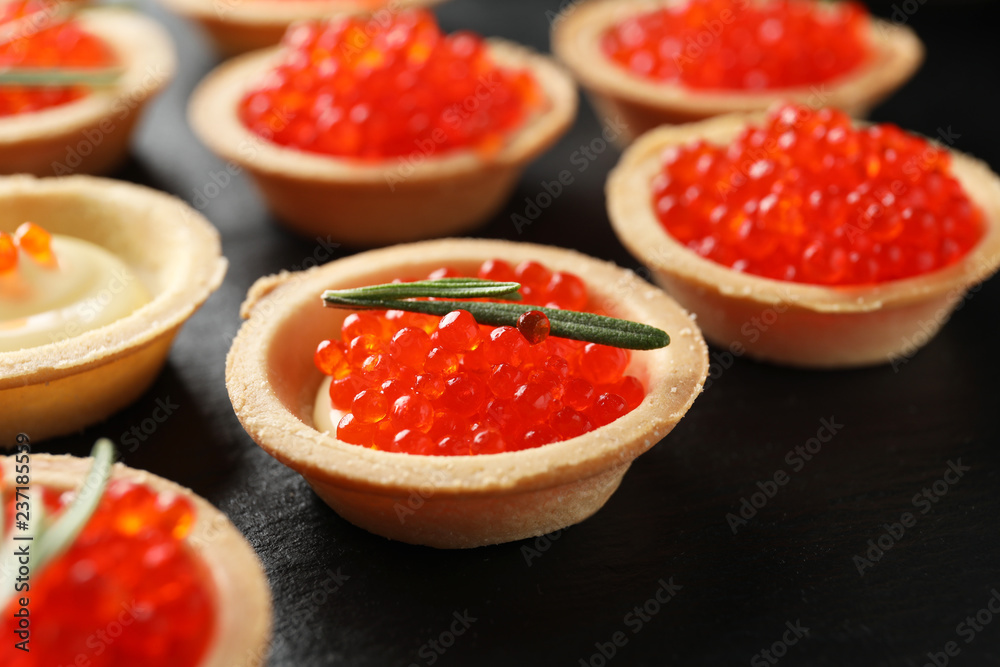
157, 0, 447, 57
0, 176, 227, 443
0, 453, 272, 666
551, 0, 924, 143
0, 9, 176, 176
607, 112, 1000, 368
226, 238, 708, 548
188, 40, 578, 247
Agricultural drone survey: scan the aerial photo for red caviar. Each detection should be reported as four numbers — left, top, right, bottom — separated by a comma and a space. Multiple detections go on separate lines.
0, 232, 16, 273
1, 222, 58, 273
315, 259, 646, 455
602, 0, 870, 90
238, 10, 542, 159
654, 105, 986, 285
0, 0, 116, 117
1, 475, 215, 667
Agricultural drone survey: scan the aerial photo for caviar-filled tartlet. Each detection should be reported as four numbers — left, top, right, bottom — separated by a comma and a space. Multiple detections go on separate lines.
0, 2, 175, 176
226, 239, 708, 548
607, 104, 1000, 368
1, 441, 271, 665
552, 0, 922, 142
0, 176, 226, 444
190, 11, 577, 246
157, 0, 448, 57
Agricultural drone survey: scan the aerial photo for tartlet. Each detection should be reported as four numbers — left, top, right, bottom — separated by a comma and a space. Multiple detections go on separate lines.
0, 176, 227, 443
0, 8, 176, 176
552, 0, 923, 143
607, 112, 1000, 368
1, 452, 272, 666
189, 40, 578, 246
157, 0, 447, 57
226, 238, 708, 548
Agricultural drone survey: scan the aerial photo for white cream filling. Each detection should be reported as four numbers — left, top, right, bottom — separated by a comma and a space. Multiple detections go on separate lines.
0, 235, 151, 352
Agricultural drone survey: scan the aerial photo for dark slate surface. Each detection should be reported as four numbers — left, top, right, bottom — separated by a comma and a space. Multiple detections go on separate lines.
34, 0, 1000, 665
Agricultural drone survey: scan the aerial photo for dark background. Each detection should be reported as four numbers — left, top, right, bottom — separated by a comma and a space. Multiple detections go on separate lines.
39, 0, 1000, 665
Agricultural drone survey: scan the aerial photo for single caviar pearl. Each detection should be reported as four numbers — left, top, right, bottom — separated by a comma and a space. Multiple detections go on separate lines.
348, 334, 386, 367
545, 272, 588, 310
514, 260, 552, 295
471, 428, 504, 454
434, 310, 481, 352
521, 426, 560, 449
439, 372, 488, 418
590, 393, 629, 427
329, 375, 365, 410
394, 429, 435, 455
425, 346, 459, 374
391, 394, 434, 432
359, 353, 393, 385
563, 378, 596, 411
486, 326, 529, 366
338, 413, 375, 444
342, 312, 387, 340
517, 310, 551, 345
615, 376, 645, 411
581, 343, 629, 386
414, 373, 445, 399
0, 232, 16, 273
390, 327, 432, 370
488, 363, 524, 400
478, 258, 516, 282
14, 222, 54, 265
352, 389, 388, 423
314, 339, 347, 376
551, 407, 593, 439
513, 383, 554, 421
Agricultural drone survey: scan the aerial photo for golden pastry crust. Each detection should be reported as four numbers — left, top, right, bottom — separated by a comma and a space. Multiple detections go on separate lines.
0, 176, 227, 444
227, 238, 708, 548
189, 40, 578, 247
0, 9, 176, 176
607, 112, 1000, 368
552, 0, 923, 143
158, 0, 447, 57
0, 454, 272, 667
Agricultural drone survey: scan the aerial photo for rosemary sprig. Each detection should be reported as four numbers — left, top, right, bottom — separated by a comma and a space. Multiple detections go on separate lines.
0, 67, 122, 88
34, 438, 114, 570
0, 439, 114, 611
322, 279, 670, 350
331, 278, 523, 301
